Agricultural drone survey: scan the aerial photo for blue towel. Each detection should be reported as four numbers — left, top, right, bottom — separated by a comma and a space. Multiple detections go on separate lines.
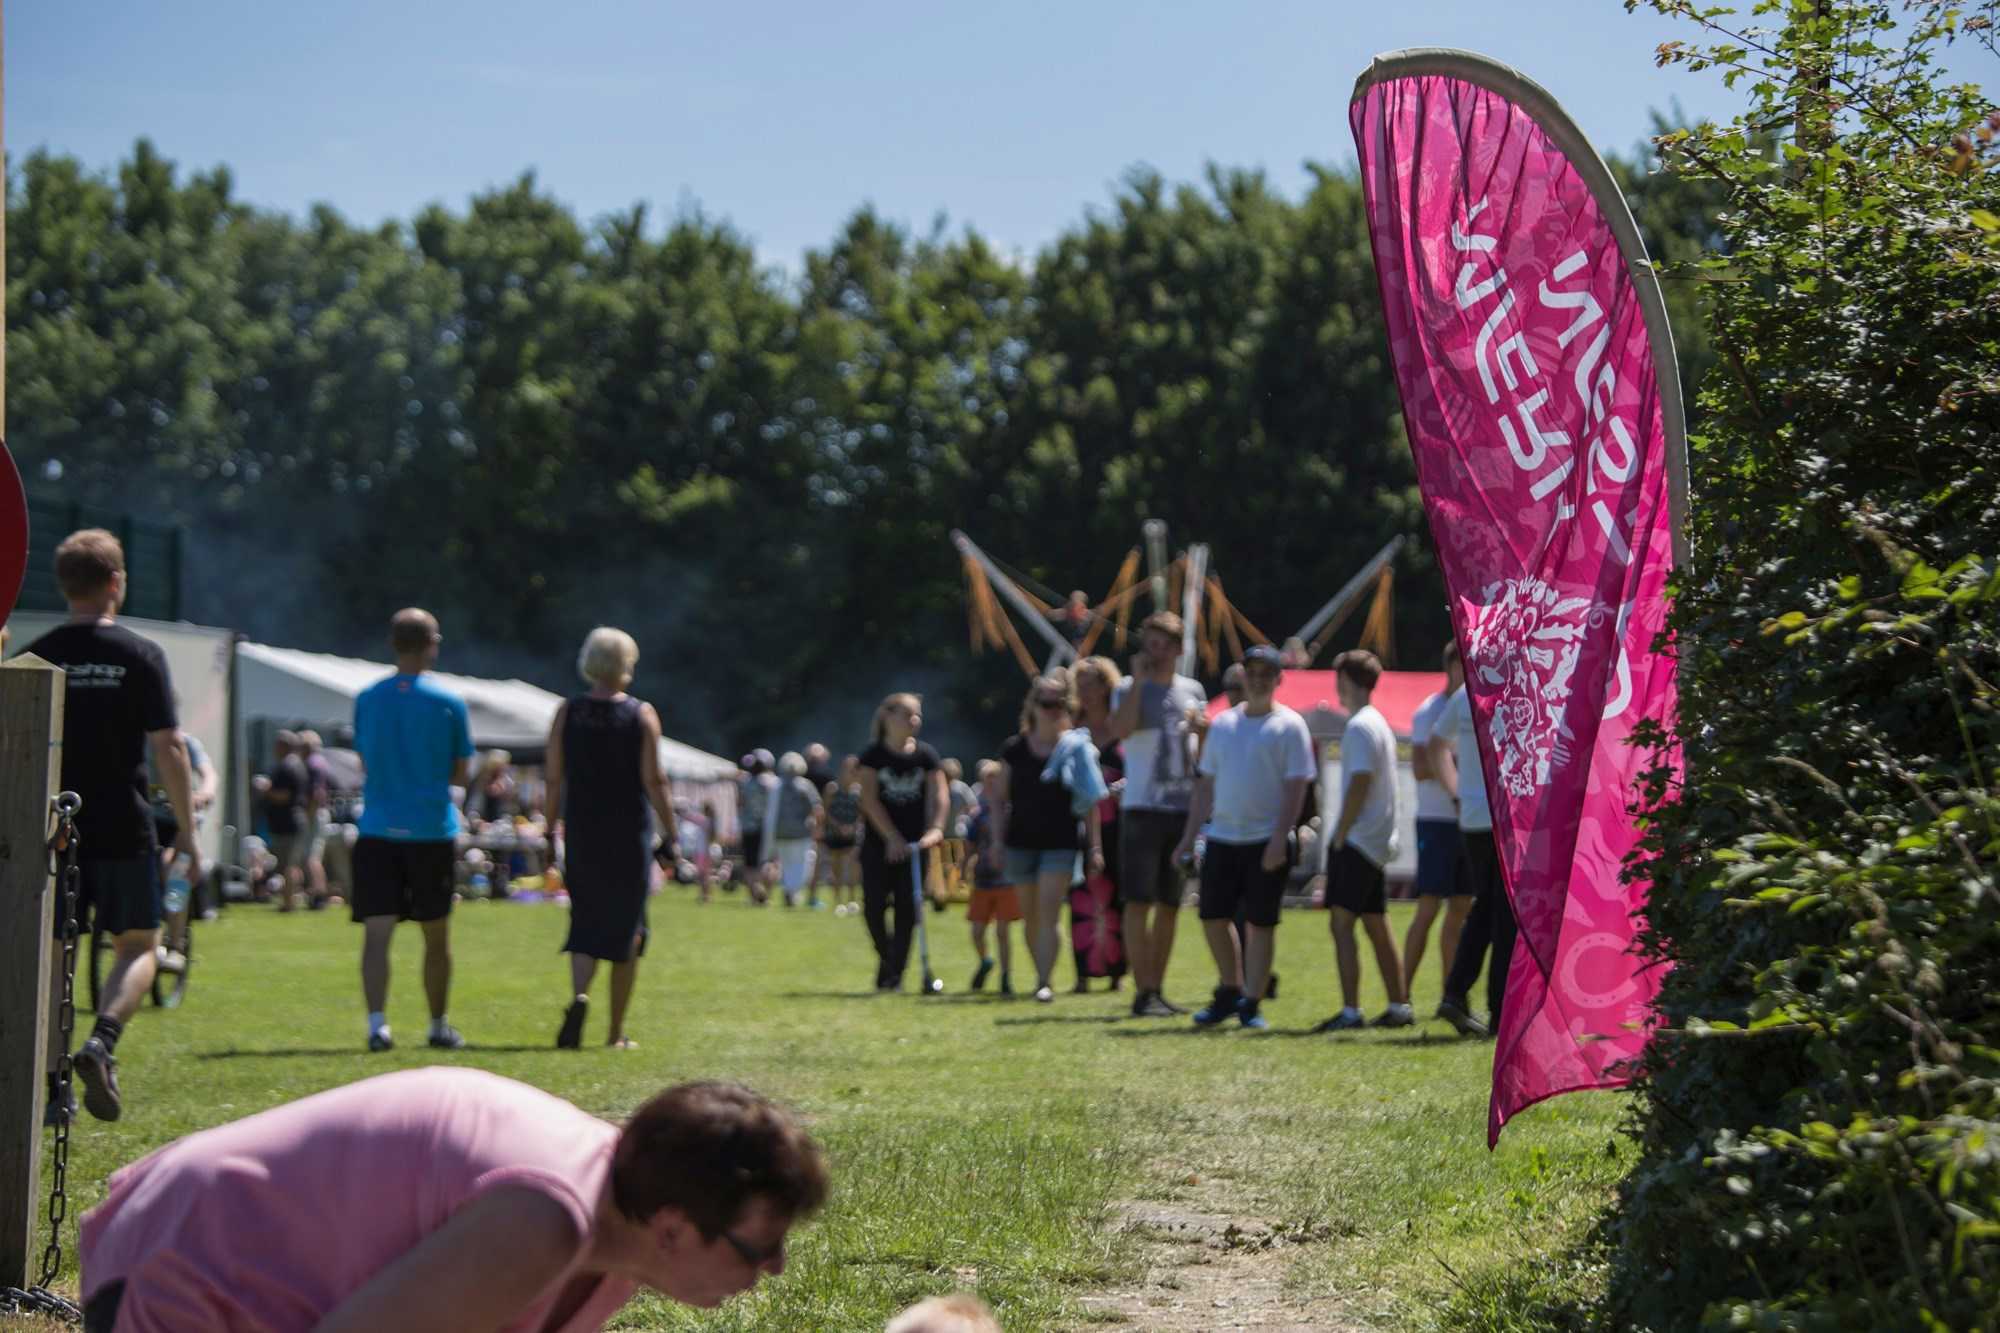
1041, 728, 1109, 816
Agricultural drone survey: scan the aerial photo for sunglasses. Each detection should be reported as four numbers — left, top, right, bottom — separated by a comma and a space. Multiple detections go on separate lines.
721, 1228, 784, 1268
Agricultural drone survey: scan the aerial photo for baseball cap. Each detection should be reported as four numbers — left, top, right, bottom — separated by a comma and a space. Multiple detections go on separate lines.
1243, 644, 1283, 669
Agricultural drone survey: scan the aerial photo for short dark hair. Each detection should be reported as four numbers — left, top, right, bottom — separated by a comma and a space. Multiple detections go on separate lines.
389, 608, 440, 655
1334, 649, 1383, 692
54, 529, 124, 599
611, 1081, 828, 1237
1140, 611, 1183, 640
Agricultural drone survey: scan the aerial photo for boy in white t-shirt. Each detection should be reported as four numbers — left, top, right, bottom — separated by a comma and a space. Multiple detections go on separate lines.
1314, 650, 1413, 1032
1401, 639, 1472, 999
1174, 645, 1316, 1031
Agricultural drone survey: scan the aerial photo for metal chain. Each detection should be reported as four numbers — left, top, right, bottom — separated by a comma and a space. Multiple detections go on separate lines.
0, 792, 85, 1324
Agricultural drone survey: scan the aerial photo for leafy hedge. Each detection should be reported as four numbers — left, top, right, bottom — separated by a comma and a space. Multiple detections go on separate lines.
1605, 3, 2000, 1329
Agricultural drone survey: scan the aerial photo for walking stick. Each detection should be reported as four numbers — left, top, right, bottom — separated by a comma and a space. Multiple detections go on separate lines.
910, 852, 943, 994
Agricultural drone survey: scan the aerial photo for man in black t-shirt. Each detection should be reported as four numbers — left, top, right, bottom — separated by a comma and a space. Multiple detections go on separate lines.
26, 529, 201, 1125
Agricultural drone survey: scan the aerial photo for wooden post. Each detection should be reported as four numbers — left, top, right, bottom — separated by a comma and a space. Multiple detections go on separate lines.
0, 656, 63, 1290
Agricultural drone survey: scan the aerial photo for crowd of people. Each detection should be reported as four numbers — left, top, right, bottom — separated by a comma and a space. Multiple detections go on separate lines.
22, 525, 1514, 1330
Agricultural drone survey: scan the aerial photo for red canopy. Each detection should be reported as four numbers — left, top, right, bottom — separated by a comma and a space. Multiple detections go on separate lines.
1207, 669, 1446, 739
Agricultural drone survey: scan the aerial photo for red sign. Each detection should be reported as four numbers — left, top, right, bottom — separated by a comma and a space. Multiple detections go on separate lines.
0, 442, 27, 625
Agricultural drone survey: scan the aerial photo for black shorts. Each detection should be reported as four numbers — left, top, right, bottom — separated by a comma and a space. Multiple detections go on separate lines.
1325, 842, 1388, 917
1197, 839, 1288, 929
1119, 808, 1190, 906
350, 837, 456, 923
57, 858, 162, 938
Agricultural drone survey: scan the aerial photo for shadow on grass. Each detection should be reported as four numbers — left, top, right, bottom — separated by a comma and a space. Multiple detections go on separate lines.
992, 1013, 1127, 1027
775, 990, 887, 1000
197, 1043, 557, 1060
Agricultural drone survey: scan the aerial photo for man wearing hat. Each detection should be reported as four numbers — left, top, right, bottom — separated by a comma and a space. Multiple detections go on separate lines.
1174, 645, 1317, 1030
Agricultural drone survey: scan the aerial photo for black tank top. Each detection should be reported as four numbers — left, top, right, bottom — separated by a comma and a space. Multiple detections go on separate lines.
562, 695, 648, 826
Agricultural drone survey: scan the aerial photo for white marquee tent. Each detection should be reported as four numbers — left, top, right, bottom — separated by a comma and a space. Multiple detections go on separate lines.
236, 642, 739, 783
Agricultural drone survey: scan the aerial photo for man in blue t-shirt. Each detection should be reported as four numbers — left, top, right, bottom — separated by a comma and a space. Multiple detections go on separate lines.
351, 608, 475, 1053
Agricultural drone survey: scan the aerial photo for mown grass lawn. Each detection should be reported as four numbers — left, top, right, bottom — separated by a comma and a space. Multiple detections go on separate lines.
17, 888, 1627, 1331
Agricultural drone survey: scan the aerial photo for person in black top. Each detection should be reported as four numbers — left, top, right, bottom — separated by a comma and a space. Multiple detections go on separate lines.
992, 672, 1105, 1003
26, 529, 201, 1125
264, 731, 311, 911
544, 627, 680, 1050
856, 692, 947, 992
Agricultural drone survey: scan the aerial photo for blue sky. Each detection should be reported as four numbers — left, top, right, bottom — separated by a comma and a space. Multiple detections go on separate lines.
14, 1, 1736, 270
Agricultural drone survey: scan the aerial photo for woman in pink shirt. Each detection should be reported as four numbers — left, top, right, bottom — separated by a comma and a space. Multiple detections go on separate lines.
79, 1068, 827, 1332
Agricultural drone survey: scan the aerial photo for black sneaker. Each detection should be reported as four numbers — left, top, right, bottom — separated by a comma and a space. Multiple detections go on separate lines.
1191, 988, 1242, 1027
1264, 971, 1280, 1000
368, 1029, 394, 1052
73, 1037, 122, 1122
971, 958, 994, 991
1436, 997, 1489, 1038
1154, 994, 1188, 1016
556, 998, 588, 1049
44, 1081, 77, 1127
427, 1025, 466, 1050
1312, 1011, 1367, 1034
1374, 1004, 1416, 1029
1137, 992, 1178, 1019
1131, 990, 1153, 1017
1000, 973, 1015, 996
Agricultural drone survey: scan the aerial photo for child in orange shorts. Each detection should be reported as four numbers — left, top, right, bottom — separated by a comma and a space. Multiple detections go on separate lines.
965, 760, 1020, 995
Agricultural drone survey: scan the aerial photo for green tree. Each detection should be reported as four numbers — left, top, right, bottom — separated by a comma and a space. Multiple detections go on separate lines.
1607, 2, 2000, 1327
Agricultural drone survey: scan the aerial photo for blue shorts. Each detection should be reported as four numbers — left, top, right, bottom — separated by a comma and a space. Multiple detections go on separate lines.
1415, 819, 1466, 897
1004, 846, 1080, 884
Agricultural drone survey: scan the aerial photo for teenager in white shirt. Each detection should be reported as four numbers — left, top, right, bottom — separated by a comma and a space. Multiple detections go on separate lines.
1313, 651, 1413, 1032
1174, 645, 1316, 1031
1402, 639, 1472, 998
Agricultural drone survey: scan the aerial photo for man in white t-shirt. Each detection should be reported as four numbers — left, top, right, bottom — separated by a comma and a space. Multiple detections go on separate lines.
1174, 645, 1315, 1031
1313, 650, 1413, 1032
1401, 639, 1472, 999
1108, 611, 1209, 1018
1430, 680, 1517, 1038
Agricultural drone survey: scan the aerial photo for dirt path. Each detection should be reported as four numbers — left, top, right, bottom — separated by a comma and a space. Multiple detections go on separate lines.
1070, 1195, 1375, 1331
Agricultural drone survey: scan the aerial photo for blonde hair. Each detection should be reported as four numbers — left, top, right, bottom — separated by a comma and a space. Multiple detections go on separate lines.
1074, 654, 1120, 698
873, 692, 922, 744
578, 626, 640, 688
1018, 669, 1077, 733
884, 1293, 1000, 1333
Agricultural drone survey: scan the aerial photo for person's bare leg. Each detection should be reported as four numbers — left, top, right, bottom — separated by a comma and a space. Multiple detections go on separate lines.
1364, 913, 1406, 1004
1440, 896, 1472, 986
1402, 897, 1440, 998
971, 919, 990, 961
606, 943, 639, 1044
1331, 907, 1362, 1010
1148, 905, 1181, 995
1202, 917, 1242, 989
1121, 903, 1153, 991
98, 929, 161, 1025
1243, 924, 1276, 1003
1037, 868, 1069, 986
361, 915, 396, 1013
996, 919, 1014, 979
420, 918, 452, 1021
569, 950, 597, 997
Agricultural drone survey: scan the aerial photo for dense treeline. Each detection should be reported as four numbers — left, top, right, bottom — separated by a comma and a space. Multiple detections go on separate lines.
6, 136, 1712, 757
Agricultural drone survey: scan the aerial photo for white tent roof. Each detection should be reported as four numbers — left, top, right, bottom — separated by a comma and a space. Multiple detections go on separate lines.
236, 642, 738, 783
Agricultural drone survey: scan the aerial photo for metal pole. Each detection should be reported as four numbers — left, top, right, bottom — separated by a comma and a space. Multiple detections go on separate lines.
948, 530, 1075, 666
1143, 520, 1169, 614
1290, 536, 1405, 650
1178, 544, 1208, 678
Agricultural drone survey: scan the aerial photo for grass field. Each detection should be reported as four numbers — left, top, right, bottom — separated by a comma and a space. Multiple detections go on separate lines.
14, 888, 1627, 1331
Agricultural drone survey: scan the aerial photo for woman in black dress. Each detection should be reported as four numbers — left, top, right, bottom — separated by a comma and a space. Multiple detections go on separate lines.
544, 627, 679, 1048
856, 692, 948, 992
